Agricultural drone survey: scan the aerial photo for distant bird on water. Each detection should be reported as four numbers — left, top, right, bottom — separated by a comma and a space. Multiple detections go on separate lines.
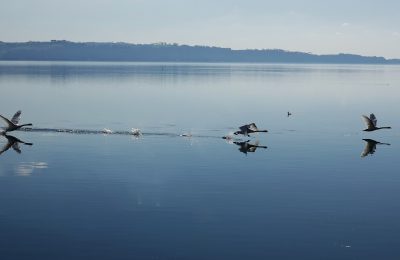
102, 128, 113, 134
362, 114, 391, 131
234, 123, 268, 137
0, 134, 33, 155
0, 110, 32, 134
131, 128, 142, 136
361, 139, 390, 158
287, 112, 292, 117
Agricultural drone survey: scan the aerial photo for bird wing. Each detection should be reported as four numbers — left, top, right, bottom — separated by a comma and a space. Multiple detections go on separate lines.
11, 110, 22, 125
247, 123, 259, 132
0, 114, 13, 128
369, 113, 377, 127
12, 142, 21, 154
362, 115, 374, 130
239, 125, 248, 133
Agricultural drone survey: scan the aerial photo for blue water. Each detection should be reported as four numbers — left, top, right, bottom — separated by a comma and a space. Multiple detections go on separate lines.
1, 62, 400, 259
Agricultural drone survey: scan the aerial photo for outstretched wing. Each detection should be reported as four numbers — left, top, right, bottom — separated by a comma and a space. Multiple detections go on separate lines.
247, 123, 258, 132
369, 113, 377, 127
362, 115, 374, 130
11, 110, 21, 125
239, 125, 248, 133
0, 114, 13, 128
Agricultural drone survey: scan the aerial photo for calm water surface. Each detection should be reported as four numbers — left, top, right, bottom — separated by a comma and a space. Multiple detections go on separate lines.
0, 62, 400, 259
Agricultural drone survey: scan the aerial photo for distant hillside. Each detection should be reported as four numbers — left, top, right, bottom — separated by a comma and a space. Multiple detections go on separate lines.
0, 40, 399, 64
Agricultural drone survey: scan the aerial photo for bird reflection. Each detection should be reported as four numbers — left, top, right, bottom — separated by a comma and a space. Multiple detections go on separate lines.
0, 134, 33, 155
233, 140, 267, 155
361, 139, 390, 158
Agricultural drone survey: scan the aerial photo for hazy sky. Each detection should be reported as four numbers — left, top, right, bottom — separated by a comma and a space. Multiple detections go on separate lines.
1, 0, 400, 58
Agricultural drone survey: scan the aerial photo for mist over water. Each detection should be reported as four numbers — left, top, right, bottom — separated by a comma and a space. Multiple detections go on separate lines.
0, 61, 400, 260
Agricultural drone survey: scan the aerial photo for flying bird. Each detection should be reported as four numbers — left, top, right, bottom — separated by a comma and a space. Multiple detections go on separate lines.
361, 139, 390, 158
233, 140, 267, 155
234, 123, 268, 137
0, 110, 32, 133
0, 134, 33, 156
362, 114, 391, 131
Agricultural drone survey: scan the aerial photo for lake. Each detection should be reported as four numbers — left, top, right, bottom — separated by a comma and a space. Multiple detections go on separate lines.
1, 61, 400, 260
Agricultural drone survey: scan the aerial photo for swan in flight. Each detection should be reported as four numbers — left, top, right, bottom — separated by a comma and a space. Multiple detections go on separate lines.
361, 139, 390, 157
0, 110, 32, 133
233, 140, 267, 154
234, 123, 268, 137
362, 114, 391, 131
0, 134, 33, 155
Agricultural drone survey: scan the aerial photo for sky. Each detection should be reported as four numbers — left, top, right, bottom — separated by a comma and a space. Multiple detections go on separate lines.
1, 0, 400, 58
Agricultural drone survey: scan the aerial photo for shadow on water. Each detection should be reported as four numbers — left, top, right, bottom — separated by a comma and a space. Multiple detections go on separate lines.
0, 134, 33, 156
360, 138, 390, 158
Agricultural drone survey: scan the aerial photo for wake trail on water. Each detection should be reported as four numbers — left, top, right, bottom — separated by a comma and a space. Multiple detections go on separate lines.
18, 127, 223, 139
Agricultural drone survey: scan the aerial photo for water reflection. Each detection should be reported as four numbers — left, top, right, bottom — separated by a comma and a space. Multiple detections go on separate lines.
0, 62, 320, 81
16, 162, 48, 176
233, 140, 267, 155
361, 139, 390, 158
0, 134, 33, 155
